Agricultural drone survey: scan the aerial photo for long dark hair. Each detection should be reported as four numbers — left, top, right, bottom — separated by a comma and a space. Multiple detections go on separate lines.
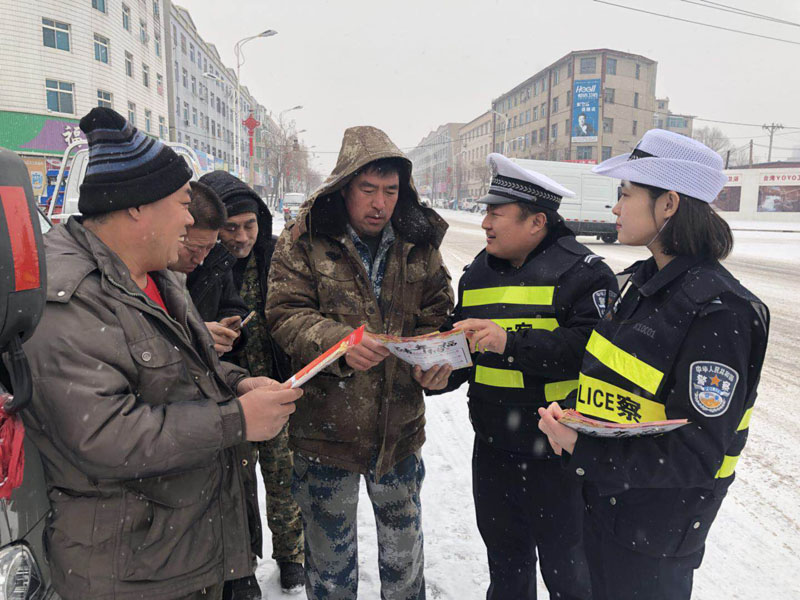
634, 182, 734, 260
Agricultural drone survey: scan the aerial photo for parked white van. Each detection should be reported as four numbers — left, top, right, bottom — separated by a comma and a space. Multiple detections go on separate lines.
511, 159, 620, 243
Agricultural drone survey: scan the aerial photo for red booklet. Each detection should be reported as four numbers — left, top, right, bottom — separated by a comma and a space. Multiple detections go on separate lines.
286, 326, 365, 388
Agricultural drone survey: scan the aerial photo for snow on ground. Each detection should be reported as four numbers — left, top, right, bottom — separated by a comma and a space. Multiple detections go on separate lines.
255, 208, 800, 598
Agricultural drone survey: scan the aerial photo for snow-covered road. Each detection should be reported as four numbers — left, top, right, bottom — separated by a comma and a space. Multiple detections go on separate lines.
257, 209, 800, 598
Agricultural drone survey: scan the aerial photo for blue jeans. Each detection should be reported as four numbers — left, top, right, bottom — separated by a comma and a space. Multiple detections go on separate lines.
292, 452, 426, 600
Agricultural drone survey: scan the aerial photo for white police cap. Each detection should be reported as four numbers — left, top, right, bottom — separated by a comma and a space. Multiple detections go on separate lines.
479, 153, 576, 211
592, 129, 727, 203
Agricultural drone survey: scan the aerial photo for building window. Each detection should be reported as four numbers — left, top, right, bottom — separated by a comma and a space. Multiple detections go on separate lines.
153, 0, 160, 20
531, 130, 537, 144
189, 43, 195, 63
42, 18, 70, 51
122, 4, 130, 30
92, 0, 107, 13
636, 63, 641, 79
604, 88, 615, 104
577, 146, 593, 160
145, 109, 152, 133
156, 73, 163, 95
140, 21, 148, 44
553, 69, 560, 84
142, 64, 150, 87
606, 57, 617, 75
128, 102, 136, 125
668, 116, 687, 129
125, 51, 133, 76
191, 76, 196, 95
580, 57, 596, 74
602, 146, 613, 161
541, 102, 547, 117
94, 34, 109, 63
154, 31, 161, 57
539, 127, 546, 143
551, 124, 558, 140
192, 107, 198, 125
634, 92, 639, 108
159, 115, 166, 139
633, 120, 638, 135
182, 68, 188, 88
553, 97, 559, 113
97, 89, 112, 108
533, 106, 538, 121
181, 33, 186, 53
565, 119, 570, 135
45, 80, 74, 113
183, 102, 189, 124
603, 118, 614, 133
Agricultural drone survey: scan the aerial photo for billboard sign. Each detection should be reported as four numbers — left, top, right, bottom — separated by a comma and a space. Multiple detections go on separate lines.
571, 79, 600, 143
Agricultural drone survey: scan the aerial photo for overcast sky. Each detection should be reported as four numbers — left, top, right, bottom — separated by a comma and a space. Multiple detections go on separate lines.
185, 0, 800, 174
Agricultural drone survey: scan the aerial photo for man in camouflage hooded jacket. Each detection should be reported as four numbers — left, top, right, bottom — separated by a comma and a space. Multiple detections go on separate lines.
266, 126, 454, 599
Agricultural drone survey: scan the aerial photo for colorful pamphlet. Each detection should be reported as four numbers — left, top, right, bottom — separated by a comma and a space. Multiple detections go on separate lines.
373, 329, 473, 370
558, 409, 689, 438
286, 325, 365, 388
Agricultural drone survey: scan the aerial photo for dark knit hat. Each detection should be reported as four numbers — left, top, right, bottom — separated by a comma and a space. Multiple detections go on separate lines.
199, 171, 261, 217
78, 107, 193, 216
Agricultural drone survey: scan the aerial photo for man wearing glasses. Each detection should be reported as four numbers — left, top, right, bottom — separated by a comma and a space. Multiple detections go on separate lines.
172, 180, 248, 355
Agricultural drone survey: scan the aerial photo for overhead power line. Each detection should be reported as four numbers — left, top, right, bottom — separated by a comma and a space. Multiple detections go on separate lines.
697, 0, 800, 28
592, 0, 800, 46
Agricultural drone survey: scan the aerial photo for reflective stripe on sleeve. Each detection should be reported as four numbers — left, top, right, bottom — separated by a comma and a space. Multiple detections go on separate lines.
715, 454, 739, 479
575, 373, 667, 423
544, 379, 579, 403
737, 407, 753, 431
462, 286, 555, 307
474, 365, 525, 388
492, 317, 559, 332
585, 331, 664, 395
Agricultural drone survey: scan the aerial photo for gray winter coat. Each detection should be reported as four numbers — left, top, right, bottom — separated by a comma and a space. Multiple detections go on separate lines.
22, 218, 253, 600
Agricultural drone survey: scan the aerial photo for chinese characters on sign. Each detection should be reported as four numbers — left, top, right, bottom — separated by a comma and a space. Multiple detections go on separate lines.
571, 79, 600, 143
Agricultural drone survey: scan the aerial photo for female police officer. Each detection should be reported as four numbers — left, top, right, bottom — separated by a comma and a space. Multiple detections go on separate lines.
538, 129, 770, 599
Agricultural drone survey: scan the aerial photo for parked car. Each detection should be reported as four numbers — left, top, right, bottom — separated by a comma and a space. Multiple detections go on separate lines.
0, 147, 57, 599
282, 192, 306, 222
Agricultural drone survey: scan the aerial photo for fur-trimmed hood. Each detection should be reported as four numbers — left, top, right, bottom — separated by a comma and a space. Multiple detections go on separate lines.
290, 126, 448, 248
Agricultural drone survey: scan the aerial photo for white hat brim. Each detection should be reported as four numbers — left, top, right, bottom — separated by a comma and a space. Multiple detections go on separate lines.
592, 155, 728, 203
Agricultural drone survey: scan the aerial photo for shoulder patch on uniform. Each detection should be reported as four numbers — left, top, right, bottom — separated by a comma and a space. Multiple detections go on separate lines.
584, 254, 603, 265
592, 289, 618, 317
689, 361, 739, 418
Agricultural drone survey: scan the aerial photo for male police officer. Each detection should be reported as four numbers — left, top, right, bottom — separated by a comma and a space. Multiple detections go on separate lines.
420, 154, 617, 600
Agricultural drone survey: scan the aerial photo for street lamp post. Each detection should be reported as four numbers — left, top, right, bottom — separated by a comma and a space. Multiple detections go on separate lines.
234, 29, 277, 180
490, 109, 511, 155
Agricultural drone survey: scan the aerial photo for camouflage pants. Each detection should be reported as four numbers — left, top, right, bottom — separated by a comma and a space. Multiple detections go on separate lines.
256, 424, 304, 563
292, 452, 426, 600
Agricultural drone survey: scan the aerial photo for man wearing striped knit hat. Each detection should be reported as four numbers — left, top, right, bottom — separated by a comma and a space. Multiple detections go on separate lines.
21, 107, 301, 600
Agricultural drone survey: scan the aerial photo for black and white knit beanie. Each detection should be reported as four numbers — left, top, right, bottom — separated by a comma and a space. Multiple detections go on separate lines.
78, 107, 193, 216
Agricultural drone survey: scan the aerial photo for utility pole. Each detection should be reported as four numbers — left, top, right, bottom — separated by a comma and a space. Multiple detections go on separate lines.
762, 123, 784, 163
749, 139, 753, 166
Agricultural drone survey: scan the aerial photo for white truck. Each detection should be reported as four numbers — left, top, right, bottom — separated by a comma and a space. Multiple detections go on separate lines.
511, 158, 620, 243
281, 192, 306, 222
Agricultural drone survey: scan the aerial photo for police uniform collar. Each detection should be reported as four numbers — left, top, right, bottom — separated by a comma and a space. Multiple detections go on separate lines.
634, 255, 705, 297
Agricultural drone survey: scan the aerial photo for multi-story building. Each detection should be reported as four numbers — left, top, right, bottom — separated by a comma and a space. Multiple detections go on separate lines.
655, 97, 694, 137
0, 0, 169, 197
458, 111, 493, 200
490, 49, 659, 165
167, 4, 235, 172
167, 3, 268, 186
407, 122, 464, 201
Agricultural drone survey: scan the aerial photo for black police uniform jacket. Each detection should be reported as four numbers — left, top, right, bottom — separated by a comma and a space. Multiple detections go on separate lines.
443, 227, 617, 458
564, 255, 769, 558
